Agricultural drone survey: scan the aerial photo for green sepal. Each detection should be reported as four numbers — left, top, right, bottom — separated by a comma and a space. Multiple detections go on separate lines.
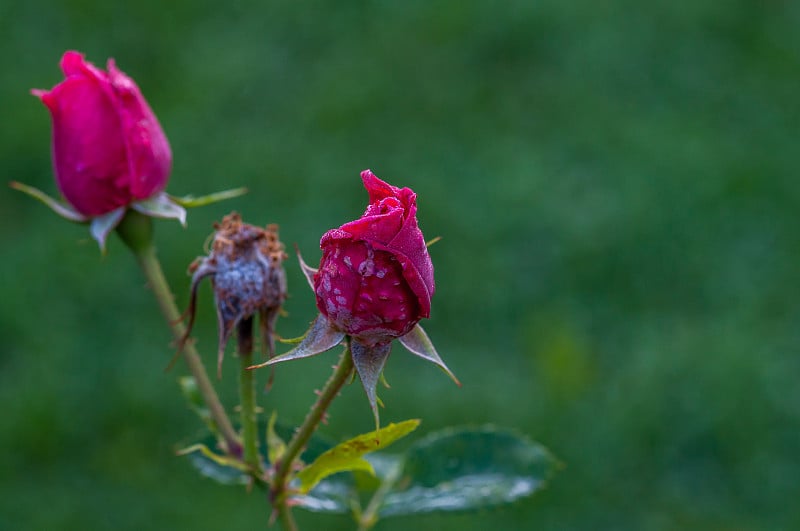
398, 324, 460, 386
296, 249, 318, 289
248, 314, 344, 370
169, 187, 248, 208
351, 341, 392, 431
9, 181, 88, 222
425, 236, 442, 247
90, 207, 126, 252
132, 192, 186, 226
277, 334, 306, 345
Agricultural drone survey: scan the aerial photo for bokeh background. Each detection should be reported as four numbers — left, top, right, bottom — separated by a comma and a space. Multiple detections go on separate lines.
2, 1, 799, 529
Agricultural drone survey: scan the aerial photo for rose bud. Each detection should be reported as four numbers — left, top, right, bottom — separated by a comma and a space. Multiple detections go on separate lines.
12, 50, 192, 250
313, 169, 435, 346
32, 50, 172, 217
180, 213, 288, 380
249, 171, 458, 429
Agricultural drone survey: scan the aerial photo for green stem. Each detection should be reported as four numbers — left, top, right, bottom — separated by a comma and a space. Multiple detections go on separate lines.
276, 502, 299, 531
238, 317, 262, 474
117, 211, 242, 456
271, 343, 355, 517
356, 460, 402, 531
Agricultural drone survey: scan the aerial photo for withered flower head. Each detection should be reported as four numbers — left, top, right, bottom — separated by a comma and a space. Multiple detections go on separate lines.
181, 212, 287, 378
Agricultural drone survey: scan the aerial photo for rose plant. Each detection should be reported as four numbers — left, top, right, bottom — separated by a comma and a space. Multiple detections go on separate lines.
13, 50, 558, 531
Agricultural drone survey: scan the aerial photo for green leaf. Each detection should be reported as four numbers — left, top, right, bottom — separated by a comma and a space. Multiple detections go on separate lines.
296, 419, 420, 494
378, 426, 559, 517
180, 420, 558, 522
181, 419, 335, 486
291, 425, 558, 521
291, 453, 403, 515
178, 376, 219, 438
291, 474, 357, 514
177, 444, 250, 485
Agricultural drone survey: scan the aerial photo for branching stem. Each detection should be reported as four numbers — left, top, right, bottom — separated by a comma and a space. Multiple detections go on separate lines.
271, 342, 355, 525
117, 211, 242, 456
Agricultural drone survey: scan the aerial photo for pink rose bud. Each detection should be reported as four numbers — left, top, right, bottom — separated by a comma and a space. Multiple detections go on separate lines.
32, 51, 172, 216
313, 170, 435, 346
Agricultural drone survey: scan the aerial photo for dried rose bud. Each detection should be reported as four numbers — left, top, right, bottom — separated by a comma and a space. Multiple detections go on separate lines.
32, 51, 172, 217
313, 169, 435, 346
181, 213, 287, 378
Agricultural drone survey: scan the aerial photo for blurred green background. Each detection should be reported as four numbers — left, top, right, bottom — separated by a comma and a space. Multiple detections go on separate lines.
2, 1, 799, 529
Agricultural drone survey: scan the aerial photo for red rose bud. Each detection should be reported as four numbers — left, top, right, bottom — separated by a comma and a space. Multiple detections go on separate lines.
251, 173, 457, 429
313, 170, 435, 346
32, 51, 172, 217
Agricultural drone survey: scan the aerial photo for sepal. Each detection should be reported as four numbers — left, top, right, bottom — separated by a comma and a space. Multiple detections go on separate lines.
9, 181, 88, 222
351, 340, 393, 430
132, 192, 187, 226
89, 207, 126, 252
296, 248, 318, 290
398, 324, 460, 386
170, 187, 248, 208
248, 314, 344, 370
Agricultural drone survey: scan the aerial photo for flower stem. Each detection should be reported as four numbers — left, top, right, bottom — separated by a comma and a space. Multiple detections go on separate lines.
271, 342, 355, 516
356, 460, 402, 531
276, 503, 299, 531
116, 210, 242, 455
237, 317, 262, 474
